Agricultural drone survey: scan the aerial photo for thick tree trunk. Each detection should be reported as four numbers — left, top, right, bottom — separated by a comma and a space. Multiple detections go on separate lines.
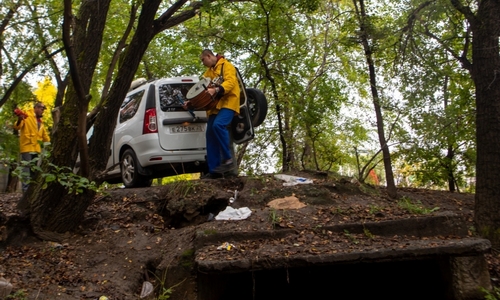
23, 0, 112, 236
471, 1, 500, 248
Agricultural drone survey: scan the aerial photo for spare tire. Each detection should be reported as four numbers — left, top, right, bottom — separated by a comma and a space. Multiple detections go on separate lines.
245, 88, 268, 127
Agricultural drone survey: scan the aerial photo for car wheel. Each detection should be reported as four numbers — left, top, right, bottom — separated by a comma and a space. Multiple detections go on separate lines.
245, 88, 268, 127
121, 149, 147, 188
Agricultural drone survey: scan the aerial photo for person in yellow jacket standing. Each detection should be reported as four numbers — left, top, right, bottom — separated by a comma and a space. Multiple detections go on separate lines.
13, 102, 50, 192
191, 49, 240, 178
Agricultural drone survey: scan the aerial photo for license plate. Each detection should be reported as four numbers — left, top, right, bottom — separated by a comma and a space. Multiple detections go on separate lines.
169, 124, 204, 133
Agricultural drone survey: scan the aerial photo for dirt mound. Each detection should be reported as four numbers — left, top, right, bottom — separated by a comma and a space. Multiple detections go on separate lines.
0, 172, 492, 300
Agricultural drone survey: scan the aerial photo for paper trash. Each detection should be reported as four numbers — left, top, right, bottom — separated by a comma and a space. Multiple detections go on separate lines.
274, 174, 313, 186
215, 206, 252, 220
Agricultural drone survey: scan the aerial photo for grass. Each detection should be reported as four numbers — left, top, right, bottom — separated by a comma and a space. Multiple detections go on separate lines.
167, 179, 200, 199
269, 208, 280, 229
268, 208, 290, 229
397, 196, 440, 214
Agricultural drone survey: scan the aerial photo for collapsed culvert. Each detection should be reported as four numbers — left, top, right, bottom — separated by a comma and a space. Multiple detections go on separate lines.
191, 214, 492, 300
198, 259, 452, 300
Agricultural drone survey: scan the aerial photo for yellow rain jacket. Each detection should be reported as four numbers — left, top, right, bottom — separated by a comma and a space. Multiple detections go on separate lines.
203, 57, 240, 116
13, 108, 50, 153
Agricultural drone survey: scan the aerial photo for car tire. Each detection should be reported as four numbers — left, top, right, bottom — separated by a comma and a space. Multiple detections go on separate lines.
121, 149, 149, 188
245, 88, 268, 127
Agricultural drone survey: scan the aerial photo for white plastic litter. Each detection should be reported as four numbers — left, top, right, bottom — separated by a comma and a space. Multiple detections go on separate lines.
274, 174, 313, 186
0, 277, 13, 299
140, 281, 154, 298
215, 206, 252, 220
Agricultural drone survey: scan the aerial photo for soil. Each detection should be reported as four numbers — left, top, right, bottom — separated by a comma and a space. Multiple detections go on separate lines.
0, 171, 499, 300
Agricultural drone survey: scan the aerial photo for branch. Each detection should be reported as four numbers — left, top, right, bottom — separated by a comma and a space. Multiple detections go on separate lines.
62, 0, 86, 103
0, 47, 63, 108
423, 26, 472, 71
449, 0, 476, 26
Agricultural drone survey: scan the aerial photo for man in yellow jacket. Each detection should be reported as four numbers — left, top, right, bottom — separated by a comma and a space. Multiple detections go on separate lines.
197, 49, 240, 178
13, 102, 50, 192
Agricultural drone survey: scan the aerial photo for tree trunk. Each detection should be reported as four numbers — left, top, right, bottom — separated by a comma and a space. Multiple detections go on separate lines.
23, 0, 112, 237
469, 0, 500, 248
354, 0, 397, 198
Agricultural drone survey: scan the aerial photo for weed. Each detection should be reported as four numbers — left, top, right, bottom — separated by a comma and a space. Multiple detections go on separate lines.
368, 205, 382, 214
268, 208, 289, 229
363, 228, 374, 239
343, 230, 359, 244
5, 289, 27, 300
397, 196, 440, 214
480, 286, 500, 300
330, 207, 345, 215
151, 268, 186, 300
168, 180, 199, 199
469, 226, 477, 235
269, 208, 280, 229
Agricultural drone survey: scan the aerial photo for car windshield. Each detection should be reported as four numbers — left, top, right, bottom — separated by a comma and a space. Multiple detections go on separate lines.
159, 83, 194, 111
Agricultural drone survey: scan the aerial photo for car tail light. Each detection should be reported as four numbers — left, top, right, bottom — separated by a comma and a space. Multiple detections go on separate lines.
143, 108, 158, 134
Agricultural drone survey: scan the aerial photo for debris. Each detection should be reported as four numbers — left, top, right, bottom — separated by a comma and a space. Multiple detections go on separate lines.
48, 241, 64, 249
274, 174, 313, 186
229, 189, 238, 204
140, 281, 154, 298
215, 206, 252, 220
0, 277, 12, 299
217, 242, 236, 250
267, 194, 306, 209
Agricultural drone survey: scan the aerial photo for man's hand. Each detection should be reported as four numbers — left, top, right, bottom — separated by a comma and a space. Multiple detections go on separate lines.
207, 87, 217, 96
182, 100, 192, 110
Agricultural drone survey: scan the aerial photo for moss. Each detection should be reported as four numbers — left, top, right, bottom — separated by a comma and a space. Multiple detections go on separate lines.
203, 229, 217, 235
180, 248, 195, 268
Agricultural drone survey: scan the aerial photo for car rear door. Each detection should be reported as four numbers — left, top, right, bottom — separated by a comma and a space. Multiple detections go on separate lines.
154, 77, 208, 151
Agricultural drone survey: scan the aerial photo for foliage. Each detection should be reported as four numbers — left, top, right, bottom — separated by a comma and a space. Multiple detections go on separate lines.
268, 208, 289, 229
166, 178, 200, 199
32, 76, 56, 129
150, 268, 187, 300
397, 196, 440, 215
1, 143, 97, 194
343, 230, 359, 244
480, 286, 500, 300
5, 289, 27, 300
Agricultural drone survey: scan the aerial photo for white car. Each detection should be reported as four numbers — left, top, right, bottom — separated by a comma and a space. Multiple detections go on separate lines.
91, 75, 267, 187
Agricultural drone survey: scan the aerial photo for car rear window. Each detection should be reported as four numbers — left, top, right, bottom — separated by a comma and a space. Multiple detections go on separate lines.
159, 83, 194, 112
120, 90, 145, 123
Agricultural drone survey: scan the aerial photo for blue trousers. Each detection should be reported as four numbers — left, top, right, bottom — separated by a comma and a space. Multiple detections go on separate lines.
20, 152, 38, 192
206, 108, 233, 173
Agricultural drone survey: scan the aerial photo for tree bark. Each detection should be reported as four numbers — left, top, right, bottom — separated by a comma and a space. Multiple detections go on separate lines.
467, 0, 500, 248
25, 0, 112, 236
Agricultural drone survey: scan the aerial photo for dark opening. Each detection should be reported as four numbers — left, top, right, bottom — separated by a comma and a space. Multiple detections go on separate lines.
198, 259, 449, 300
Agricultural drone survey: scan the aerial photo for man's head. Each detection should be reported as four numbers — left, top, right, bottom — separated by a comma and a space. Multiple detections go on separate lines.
200, 49, 217, 68
34, 102, 46, 118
